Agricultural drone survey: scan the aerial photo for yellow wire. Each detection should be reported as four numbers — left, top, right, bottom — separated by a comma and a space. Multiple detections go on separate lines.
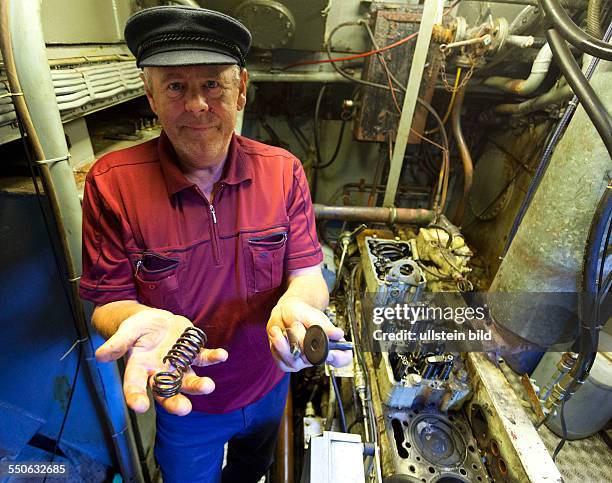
426, 67, 462, 135
441, 67, 462, 124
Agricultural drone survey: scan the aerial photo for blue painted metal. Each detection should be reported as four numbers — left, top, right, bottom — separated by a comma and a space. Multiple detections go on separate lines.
0, 190, 114, 473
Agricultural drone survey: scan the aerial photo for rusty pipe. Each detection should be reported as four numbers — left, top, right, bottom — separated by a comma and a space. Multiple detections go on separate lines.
451, 86, 473, 225
274, 389, 294, 483
313, 204, 436, 224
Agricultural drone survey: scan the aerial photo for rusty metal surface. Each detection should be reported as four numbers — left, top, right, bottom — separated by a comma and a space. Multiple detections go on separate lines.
466, 352, 563, 482
354, 6, 440, 143
313, 203, 436, 224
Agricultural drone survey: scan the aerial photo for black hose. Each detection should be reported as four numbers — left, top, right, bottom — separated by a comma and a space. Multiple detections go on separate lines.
546, 29, 612, 158
539, 0, 612, 60
312, 84, 346, 170
551, 187, 612, 441
330, 374, 348, 433
552, 400, 568, 460
503, 21, 612, 255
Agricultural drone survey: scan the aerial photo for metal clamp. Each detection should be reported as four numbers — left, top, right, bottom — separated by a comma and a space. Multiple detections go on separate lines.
0, 91, 23, 99
35, 154, 71, 166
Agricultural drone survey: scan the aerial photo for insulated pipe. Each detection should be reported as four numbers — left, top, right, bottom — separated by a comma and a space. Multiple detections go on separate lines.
547, 29, 612, 159
451, 86, 473, 225
539, 0, 612, 60
2, 1, 144, 481
484, 43, 553, 95
313, 204, 436, 224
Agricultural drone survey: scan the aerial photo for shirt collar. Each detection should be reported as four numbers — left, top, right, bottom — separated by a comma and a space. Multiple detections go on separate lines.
158, 131, 253, 197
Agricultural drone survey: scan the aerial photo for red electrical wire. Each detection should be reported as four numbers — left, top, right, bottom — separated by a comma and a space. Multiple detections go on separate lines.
281, 31, 419, 71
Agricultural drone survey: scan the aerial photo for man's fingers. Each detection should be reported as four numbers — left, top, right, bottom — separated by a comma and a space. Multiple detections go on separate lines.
123, 362, 151, 413
193, 348, 228, 367
327, 349, 353, 368
180, 369, 216, 395
269, 326, 309, 372
95, 322, 142, 362
155, 393, 193, 416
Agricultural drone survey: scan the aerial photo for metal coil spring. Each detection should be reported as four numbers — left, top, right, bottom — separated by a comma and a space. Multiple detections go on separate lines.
152, 326, 207, 398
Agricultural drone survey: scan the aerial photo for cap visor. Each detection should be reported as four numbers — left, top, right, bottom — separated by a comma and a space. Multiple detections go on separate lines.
139, 49, 238, 67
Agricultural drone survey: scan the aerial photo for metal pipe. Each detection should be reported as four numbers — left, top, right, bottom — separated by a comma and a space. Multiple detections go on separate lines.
313, 204, 436, 224
484, 43, 553, 95
274, 389, 294, 483
249, 70, 350, 83
2, 1, 144, 481
491, 84, 572, 115
451, 86, 473, 225
383, 0, 443, 207
505, 35, 535, 48
539, 0, 612, 60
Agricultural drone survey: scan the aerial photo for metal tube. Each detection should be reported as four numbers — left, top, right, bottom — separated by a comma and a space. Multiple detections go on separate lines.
274, 389, 294, 483
3, 1, 144, 480
249, 70, 350, 83
383, 0, 443, 207
492, 84, 572, 115
451, 86, 473, 224
313, 204, 436, 224
484, 43, 553, 95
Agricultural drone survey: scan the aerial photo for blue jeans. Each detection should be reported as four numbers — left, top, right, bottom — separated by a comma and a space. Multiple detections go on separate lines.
154, 374, 289, 483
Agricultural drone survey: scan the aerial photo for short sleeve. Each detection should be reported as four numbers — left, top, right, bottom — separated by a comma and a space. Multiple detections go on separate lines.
79, 172, 137, 305
284, 158, 323, 271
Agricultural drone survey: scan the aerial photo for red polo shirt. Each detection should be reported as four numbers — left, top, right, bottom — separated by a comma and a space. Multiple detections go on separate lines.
80, 131, 322, 413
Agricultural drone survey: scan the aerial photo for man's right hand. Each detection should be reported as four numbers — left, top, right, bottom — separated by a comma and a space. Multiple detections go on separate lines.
95, 308, 228, 416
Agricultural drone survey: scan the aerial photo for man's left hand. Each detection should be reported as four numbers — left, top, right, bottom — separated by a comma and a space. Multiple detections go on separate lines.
266, 297, 353, 372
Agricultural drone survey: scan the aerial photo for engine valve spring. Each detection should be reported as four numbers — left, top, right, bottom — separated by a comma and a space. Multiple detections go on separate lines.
152, 326, 207, 398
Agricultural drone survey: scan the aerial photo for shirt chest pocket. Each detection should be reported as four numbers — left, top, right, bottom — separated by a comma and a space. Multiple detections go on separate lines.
242, 228, 288, 296
134, 252, 184, 315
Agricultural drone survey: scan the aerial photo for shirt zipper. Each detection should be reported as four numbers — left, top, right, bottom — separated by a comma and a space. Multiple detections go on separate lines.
208, 183, 224, 263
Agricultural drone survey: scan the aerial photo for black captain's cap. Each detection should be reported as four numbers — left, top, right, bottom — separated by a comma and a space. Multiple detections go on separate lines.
124, 6, 252, 68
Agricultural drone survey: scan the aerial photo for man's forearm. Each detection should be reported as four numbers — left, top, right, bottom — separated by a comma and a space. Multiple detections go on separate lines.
278, 271, 329, 311
92, 300, 171, 339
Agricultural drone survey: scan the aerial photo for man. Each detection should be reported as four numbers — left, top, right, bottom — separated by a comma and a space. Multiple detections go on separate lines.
79, 6, 351, 483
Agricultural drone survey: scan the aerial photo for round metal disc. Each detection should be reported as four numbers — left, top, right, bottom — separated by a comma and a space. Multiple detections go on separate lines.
304, 325, 329, 366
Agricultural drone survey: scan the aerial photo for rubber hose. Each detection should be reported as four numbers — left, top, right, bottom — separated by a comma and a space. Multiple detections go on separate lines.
546, 29, 612, 159
539, 0, 612, 60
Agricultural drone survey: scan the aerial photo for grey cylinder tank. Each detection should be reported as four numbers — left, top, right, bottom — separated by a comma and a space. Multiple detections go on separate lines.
531, 331, 612, 439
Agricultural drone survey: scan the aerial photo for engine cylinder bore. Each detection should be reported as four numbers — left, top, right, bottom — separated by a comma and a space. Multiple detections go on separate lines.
410, 414, 466, 467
